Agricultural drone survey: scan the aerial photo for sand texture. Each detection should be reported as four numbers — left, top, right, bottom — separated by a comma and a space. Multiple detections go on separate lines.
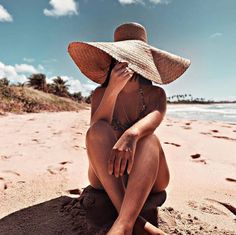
0, 109, 236, 234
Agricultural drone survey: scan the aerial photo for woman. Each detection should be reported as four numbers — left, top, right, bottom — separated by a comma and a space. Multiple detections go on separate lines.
68, 22, 191, 235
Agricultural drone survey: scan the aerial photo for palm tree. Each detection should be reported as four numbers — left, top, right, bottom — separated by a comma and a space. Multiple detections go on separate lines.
0, 77, 10, 87
71, 91, 83, 102
16, 82, 26, 87
51, 76, 70, 97
27, 74, 47, 92
85, 90, 94, 104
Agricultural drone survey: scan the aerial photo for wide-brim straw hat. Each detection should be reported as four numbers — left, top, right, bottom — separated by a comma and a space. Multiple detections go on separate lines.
68, 22, 191, 85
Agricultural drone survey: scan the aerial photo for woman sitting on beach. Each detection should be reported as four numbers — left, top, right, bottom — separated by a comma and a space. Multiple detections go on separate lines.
68, 22, 191, 235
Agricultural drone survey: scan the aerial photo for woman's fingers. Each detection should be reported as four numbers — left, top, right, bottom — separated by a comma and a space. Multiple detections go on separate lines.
114, 62, 128, 72
120, 151, 129, 176
108, 148, 130, 177
114, 153, 122, 177
117, 67, 130, 76
108, 149, 116, 175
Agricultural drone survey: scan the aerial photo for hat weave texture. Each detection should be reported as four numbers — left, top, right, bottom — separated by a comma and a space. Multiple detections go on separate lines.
68, 22, 191, 85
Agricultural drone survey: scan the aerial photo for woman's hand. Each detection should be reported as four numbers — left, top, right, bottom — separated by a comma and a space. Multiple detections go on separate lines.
108, 61, 134, 94
108, 131, 138, 177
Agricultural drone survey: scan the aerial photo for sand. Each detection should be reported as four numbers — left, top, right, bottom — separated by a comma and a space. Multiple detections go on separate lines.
0, 108, 235, 234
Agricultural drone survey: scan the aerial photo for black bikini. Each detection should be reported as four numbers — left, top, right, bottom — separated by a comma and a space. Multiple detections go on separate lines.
111, 87, 147, 132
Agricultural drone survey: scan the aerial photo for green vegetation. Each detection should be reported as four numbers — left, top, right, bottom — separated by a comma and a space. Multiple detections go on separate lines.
1, 74, 235, 115
0, 75, 92, 115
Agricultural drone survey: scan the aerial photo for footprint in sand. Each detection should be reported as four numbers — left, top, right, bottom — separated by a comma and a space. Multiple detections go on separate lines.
190, 153, 201, 159
200, 132, 212, 136
0, 155, 11, 160
164, 142, 181, 147
59, 161, 73, 165
187, 200, 227, 215
2, 170, 20, 176
166, 124, 173, 127
181, 126, 192, 130
211, 129, 219, 133
27, 118, 35, 121
73, 145, 86, 150
206, 198, 236, 216
75, 132, 83, 135
47, 166, 67, 175
225, 178, 236, 183
192, 159, 207, 165
0, 177, 8, 191
190, 153, 207, 164
53, 131, 63, 135
212, 135, 236, 141
221, 125, 232, 128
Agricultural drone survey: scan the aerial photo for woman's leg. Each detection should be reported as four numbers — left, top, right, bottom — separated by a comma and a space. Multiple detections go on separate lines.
86, 120, 168, 235
108, 132, 167, 235
86, 120, 125, 213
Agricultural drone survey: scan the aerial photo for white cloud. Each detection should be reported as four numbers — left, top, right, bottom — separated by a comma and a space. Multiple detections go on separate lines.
15, 64, 39, 74
0, 60, 97, 96
23, 57, 35, 63
149, 0, 171, 4
0, 4, 13, 22
209, 32, 222, 39
0, 61, 44, 84
43, 58, 58, 64
118, 0, 144, 5
44, 0, 78, 17
118, 0, 170, 5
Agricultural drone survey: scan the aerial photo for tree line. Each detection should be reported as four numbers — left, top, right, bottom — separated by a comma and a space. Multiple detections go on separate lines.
0, 74, 93, 104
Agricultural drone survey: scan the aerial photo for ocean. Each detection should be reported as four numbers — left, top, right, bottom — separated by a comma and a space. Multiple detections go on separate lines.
166, 103, 236, 123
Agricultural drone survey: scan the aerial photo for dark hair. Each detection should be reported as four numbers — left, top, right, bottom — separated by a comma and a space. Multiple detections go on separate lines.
101, 57, 152, 88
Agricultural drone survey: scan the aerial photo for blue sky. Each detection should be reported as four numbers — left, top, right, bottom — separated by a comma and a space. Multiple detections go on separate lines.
0, 0, 235, 100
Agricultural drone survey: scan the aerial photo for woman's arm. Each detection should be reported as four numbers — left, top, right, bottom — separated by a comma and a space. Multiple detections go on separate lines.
90, 61, 134, 127
108, 87, 167, 176
125, 87, 167, 141
90, 86, 119, 126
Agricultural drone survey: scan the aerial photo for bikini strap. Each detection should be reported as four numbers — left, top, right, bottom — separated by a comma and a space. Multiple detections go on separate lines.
139, 88, 147, 116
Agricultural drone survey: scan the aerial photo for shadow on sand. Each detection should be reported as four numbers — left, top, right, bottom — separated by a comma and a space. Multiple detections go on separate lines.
0, 185, 166, 235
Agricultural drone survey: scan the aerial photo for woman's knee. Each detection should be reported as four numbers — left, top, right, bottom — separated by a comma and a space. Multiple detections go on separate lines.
137, 133, 161, 153
86, 120, 114, 141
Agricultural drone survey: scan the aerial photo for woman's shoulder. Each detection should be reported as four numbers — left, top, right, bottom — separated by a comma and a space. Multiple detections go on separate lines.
142, 84, 166, 99
92, 86, 105, 100
142, 84, 167, 112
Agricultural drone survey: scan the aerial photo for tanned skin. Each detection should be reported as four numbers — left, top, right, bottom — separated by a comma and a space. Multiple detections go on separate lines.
86, 61, 170, 235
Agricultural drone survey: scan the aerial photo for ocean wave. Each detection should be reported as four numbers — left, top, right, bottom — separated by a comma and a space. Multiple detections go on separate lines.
166, 104, 236, 122
167, 107, 236, 115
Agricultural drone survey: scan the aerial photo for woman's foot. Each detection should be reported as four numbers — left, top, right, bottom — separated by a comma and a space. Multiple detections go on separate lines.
107, 221, 132, 235
107, 215, 166, 235
133, 216, 167, 235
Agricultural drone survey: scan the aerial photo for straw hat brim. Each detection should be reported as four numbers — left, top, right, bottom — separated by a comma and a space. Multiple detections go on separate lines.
68, 39, 191, 85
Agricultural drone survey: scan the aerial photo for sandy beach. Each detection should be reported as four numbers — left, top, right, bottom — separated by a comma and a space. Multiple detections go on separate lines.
0, 107, 236, 234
